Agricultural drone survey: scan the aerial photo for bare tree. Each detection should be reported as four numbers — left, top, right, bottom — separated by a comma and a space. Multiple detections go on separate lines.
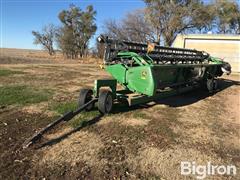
32, 24, 56, 55
104, 1, 226, 46
96, 41, 105, 59
104, 9, 156, 43
144, 0, 215, 46
213, 0, 240, 34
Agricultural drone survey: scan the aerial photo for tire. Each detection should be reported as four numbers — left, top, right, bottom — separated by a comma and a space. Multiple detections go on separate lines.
213, 79, 218, 90
98, 90, 113, 114
206, 78, 214, 93
78, 89, 94, 111
221, 62, 231, 75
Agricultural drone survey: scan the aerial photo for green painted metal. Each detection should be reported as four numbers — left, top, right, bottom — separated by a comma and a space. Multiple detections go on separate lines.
93, 79, 117, 98
106, 64, 127, 85
126, 84, 199, 106
126, 66, 155, 96
93, 35, 231, 108
104, 51, 225, 96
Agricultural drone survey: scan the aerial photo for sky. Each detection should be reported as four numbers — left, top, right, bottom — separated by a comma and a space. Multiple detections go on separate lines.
0, 0, 145, 49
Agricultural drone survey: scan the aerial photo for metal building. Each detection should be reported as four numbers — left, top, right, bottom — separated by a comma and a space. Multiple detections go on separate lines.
173, 34, 240, 72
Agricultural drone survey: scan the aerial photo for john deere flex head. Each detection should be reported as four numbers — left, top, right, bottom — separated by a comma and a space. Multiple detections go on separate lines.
97, 35, 231, 97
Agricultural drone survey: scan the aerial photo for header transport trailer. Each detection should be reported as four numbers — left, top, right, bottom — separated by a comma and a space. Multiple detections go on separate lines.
89, 35, 231, 113
23, 35, 231, 148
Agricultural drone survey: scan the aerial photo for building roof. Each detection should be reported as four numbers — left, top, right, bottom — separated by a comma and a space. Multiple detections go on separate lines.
173, 34, 240, 47
175, 34, 240, 39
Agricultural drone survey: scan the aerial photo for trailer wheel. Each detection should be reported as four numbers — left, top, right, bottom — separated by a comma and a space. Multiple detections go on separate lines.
207, 79, 215, 93
78, 89, 94, 111
213, 79, 218, 90
98, 90, 113, 114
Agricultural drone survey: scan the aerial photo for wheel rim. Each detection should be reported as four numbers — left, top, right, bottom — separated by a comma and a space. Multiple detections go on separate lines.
207, 79, 214, 92
105, 94, 113, 113
214, 80, 218, 90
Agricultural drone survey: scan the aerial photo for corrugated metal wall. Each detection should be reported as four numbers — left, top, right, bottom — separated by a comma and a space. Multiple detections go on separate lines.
173, 35, 240, 72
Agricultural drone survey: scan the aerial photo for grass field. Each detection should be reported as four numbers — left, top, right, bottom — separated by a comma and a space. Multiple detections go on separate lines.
0, 48, 239, 179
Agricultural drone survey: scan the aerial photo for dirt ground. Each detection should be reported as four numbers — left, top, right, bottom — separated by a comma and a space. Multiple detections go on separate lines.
0, 49, 239, 179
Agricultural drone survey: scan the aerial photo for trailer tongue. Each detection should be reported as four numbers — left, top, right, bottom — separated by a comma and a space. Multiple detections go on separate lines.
23, 99, 97, 148
23, 35, 231, 148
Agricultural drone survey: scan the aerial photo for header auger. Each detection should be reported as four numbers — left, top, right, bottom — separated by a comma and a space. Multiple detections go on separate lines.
23, 35, 231, 148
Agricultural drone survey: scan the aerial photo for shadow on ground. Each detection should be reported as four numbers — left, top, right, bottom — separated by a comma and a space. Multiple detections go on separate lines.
154, 78, 240, 107
111, 78, 240, 112
36, 114, 104, 148
37, 78, 239, 148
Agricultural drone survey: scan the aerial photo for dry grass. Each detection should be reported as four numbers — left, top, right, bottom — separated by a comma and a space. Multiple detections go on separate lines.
39, 131, 105, 167
0, 48, 102, 64
0, 49, 239, 179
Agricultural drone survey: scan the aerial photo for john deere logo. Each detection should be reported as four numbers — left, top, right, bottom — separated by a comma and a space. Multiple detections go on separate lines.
141, 71, 147, 79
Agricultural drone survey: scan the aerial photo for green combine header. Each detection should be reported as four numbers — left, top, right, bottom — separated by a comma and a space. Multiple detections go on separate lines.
23, 35, 231, 148
92, 35, 231, 113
